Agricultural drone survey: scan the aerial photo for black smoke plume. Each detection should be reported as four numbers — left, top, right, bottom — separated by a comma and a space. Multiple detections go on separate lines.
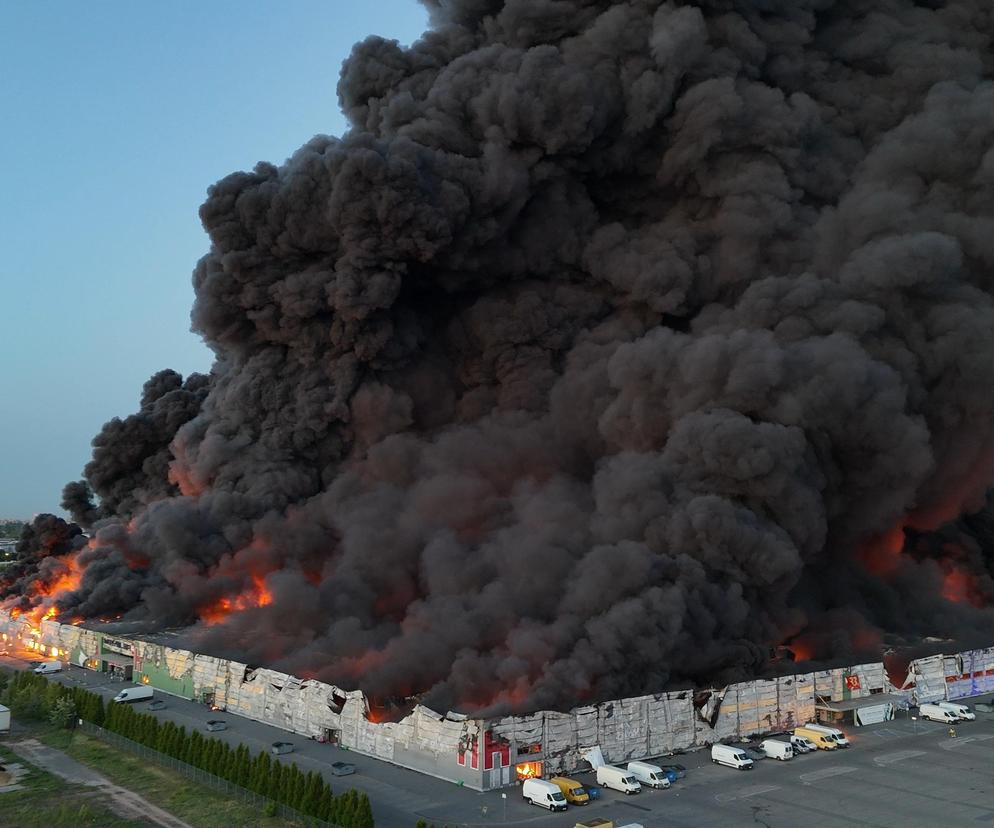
7, 0, 994, 714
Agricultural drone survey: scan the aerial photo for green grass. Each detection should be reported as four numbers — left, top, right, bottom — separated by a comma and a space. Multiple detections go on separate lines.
0, 742, 144, 828
29, 728, 316, 828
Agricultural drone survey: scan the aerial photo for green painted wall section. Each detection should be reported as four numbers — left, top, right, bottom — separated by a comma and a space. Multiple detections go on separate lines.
135, 659, 195, 699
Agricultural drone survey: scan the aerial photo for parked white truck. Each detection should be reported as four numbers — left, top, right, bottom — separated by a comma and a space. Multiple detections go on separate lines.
938, 702, 975, 721
522, 778, 568, 811
626, 761, 670, 789
113, 686, 154, 704
596, 765, 641, 794
919, 703, 959, 723
711, 744, 754, 770
33, 661, 62, 674
760, 739, 794, 760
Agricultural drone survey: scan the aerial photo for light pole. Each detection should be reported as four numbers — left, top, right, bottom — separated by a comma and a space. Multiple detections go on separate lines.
502, 792, 507, 822
911, 715, 918, 735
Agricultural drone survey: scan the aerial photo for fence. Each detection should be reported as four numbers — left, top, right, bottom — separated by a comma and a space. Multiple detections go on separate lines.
78, 720, 340, 828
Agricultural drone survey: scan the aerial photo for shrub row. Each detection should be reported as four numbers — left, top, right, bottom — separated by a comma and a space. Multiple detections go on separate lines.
1, 670, 373, 827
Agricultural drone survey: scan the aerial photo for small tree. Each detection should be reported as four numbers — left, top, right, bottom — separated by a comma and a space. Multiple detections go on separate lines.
353, 792, 374, 828
48, 696, 77, 729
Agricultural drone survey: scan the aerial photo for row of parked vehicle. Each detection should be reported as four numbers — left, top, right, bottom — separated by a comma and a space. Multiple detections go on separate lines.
711, 722, 850, 770
522, 760, 688, 809
917, 702, 975, 723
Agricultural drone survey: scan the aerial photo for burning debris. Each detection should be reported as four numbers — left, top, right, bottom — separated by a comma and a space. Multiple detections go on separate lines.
5, 0, 994, 714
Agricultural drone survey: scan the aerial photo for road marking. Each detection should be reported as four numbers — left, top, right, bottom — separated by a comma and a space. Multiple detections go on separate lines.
940, 734, 994, 750
800, 766, 858, 784
874, 749, 925, 765
714, 784, 780, 803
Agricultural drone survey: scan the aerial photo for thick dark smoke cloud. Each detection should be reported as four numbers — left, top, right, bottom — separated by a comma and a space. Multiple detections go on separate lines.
61, 369, 210, 526
7, 0, 994, 714
0, 515, 87, 613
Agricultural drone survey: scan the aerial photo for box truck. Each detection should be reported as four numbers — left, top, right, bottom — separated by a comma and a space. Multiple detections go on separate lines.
711, 744, 754, 769
112, 686, 154, 704
919, 703, 959, 723
938, 702, 975, 721
522, 778, 568, 811
596, 765, 641, 794
33, 661, 62, 674
550, 776, 589, 804
793, 727, 838, 750
626, 761, 671, 789
759, 739, 793, 760
803, 723, 850, 747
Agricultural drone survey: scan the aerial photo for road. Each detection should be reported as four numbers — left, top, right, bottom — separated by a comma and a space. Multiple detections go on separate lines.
7, 737, 192, 828
4, 654, 993, 827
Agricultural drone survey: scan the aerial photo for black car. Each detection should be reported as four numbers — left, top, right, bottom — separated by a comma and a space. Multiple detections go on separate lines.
660, 763, 687, 779
330, 761, 356, 776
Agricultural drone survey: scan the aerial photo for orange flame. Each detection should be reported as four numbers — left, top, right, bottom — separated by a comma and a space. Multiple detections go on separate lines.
515, 761, 542, 780
199, 574, 274, 625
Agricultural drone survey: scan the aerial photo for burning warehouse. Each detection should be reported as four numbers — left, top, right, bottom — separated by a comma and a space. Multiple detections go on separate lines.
3, 0, 994, 786
4, 608, 993, 790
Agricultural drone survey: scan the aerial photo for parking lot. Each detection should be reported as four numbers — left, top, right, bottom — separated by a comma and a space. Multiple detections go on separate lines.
4, 652, 993, 828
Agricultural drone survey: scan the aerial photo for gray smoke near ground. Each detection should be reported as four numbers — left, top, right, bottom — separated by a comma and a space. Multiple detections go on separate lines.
8, 0, 994, 714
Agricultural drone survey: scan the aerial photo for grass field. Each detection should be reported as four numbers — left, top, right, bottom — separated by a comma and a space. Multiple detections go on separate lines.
0, 742, 144, 828
28, 726, 319, 828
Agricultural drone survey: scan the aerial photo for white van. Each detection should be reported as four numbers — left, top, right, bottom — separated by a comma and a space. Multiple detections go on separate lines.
627, 761, 670, 789
804, 723, 850, 747
521, 778, 567, 811
938, 702, 975, 721
760, 739, 794, 760
920, 703, 958, 723
113, 686, 154, 704
711, 744, 754, 770
596, 765, 642, 794
33, 661, 62, 674
790, 735, 817, 754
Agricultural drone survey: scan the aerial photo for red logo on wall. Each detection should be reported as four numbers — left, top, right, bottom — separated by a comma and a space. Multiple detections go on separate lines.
845, 675, 861, 690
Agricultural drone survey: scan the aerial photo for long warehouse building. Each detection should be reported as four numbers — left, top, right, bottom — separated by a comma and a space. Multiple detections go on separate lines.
2, 610, 990, 791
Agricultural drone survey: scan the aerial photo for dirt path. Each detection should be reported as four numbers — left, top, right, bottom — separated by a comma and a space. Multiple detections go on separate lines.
9, 739, 193, 828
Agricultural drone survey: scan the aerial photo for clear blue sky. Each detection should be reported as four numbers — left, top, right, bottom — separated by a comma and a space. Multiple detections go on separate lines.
0, 1, 428, 519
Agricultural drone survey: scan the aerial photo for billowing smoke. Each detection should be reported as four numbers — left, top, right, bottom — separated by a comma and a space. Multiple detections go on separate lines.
7, 0, 994, 714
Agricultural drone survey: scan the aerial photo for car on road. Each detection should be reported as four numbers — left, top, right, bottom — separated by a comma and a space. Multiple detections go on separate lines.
330, 761, 355, 776
147, 699, 166, 711
271, 742, 294, 755
205, 720, 228, 732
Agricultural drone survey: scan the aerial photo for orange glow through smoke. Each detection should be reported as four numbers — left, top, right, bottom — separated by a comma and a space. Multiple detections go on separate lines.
941, 568, 978, 606
857, 525, 906, 577
13, 555, 85, 625
199, 574, 274, 625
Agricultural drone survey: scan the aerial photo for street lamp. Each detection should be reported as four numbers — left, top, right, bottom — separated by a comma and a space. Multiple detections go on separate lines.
911, 715, 918, 735
501, 792, 507, 822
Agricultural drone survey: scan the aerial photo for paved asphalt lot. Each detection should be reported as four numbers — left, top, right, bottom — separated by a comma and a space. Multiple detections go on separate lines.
3, 653, 993, 827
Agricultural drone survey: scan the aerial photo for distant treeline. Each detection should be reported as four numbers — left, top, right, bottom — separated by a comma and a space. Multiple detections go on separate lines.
0, 520, 25, 540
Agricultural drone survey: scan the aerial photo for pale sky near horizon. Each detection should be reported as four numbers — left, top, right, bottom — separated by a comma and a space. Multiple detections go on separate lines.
0, 1, 429, 518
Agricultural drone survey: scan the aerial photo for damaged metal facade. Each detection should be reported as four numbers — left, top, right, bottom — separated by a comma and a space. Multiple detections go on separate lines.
2, 611, 990, 791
